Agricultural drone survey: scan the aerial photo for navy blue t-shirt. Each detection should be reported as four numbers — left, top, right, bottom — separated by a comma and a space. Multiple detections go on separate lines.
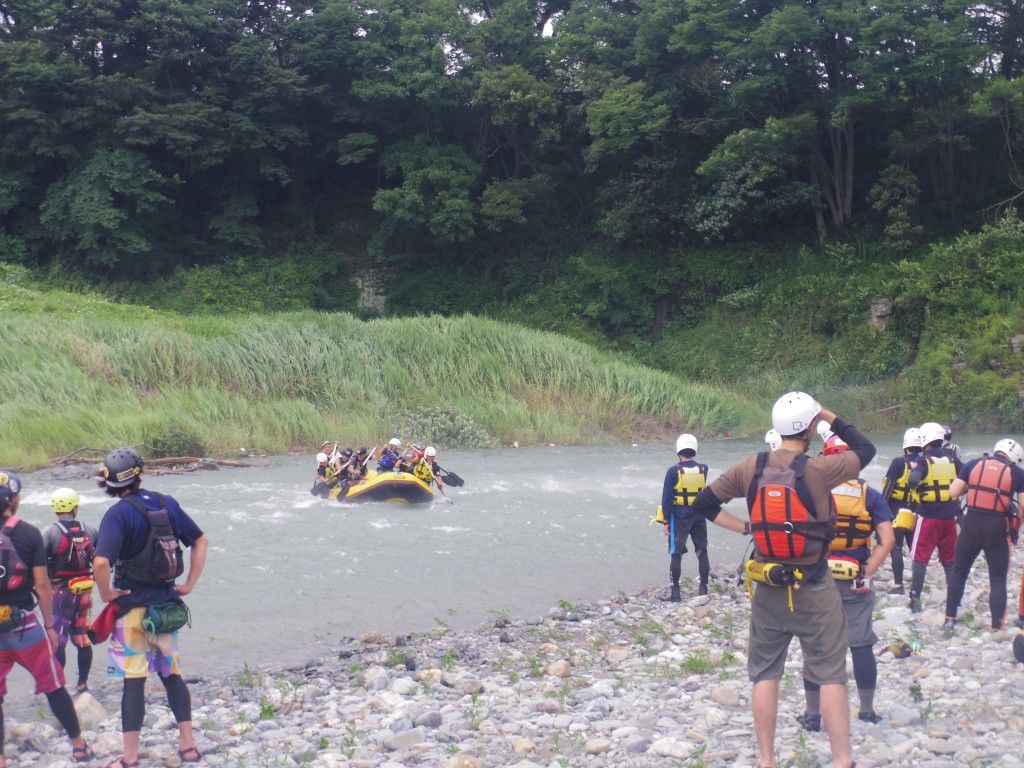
95, 489, 203, 609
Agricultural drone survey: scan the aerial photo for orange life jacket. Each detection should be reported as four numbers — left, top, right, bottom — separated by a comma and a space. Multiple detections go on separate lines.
965, 455, 1015, 515
746, 453, 833, 563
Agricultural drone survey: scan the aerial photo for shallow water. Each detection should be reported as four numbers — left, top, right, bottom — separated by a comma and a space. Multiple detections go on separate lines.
12, 432, 1000, 681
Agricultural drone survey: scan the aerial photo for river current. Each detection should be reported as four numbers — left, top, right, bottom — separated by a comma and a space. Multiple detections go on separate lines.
14, 433, 999, 680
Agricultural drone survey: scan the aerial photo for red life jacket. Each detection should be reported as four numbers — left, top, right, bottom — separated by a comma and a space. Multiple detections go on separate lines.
965, 455, 1015, 514
746, 452, 833, 563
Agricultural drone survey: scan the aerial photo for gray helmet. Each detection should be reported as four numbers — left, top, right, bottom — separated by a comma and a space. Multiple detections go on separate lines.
103, 447, 143, 487
0, 471, 22, 507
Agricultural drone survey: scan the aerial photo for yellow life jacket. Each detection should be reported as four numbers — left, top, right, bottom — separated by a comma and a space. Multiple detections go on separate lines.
831, 479, 873, 552
883, 459, 918, 504
413, 459, 435, 485
917, 456, 956, 504
673, 465, 706, 507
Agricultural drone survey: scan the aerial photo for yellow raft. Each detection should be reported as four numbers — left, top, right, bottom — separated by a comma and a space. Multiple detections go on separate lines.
328, 470, 435, 505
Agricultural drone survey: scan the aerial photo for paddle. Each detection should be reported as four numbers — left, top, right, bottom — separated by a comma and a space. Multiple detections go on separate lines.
435, 464, 464, 487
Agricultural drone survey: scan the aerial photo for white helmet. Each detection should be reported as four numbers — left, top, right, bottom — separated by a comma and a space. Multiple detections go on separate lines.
816, 420, 833, 442
902, 427, 922, 450
425, 446, 437, 457
764, 429, 782, 451
994, 438, 1024, 465
919, 422, 945, 447
771, 392, 821, 437
675, 434, 698, 454
388, 437, 402, 447
316, 452, 329, 463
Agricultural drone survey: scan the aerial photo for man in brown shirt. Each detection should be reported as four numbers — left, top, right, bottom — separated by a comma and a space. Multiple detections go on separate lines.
692, 392, 876, 768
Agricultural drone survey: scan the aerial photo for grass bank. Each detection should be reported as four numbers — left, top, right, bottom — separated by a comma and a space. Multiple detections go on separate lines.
0, 275, 766, 469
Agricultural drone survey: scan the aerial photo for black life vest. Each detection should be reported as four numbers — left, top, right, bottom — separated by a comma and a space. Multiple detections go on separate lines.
116, 495, 184, 588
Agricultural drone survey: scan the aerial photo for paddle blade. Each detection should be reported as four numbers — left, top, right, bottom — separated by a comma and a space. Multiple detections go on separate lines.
442, 471, 464, 487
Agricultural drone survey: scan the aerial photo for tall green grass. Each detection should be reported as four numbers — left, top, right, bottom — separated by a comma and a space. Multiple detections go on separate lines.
0, 285, 765, 468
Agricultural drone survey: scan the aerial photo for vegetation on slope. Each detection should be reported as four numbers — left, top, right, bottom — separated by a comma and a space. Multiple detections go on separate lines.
0, 264, 761, 469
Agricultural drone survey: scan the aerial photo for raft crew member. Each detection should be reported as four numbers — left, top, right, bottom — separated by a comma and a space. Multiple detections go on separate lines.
881, 427, 926, 595
0, 473, 94, 764
311, 453, 336, 497
906, 422, 964, 613
660, 434, 711, 600
377, 438, 403, 472
42, 487, 99, 694
690, 393, 876, 768
354, 446, 371, 478
942, 439, 1024, 630
797, 436, 894, 732
412, 447, 444, 490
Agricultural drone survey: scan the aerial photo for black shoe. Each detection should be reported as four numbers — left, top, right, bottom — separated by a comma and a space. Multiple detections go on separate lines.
669, 586, 681, 602
888, 585, 905, 595
858, 711, 882, 724
698, 583, 709, 596
941, 617, 956, 631
795, 712, 821, 732
909, 595, 922, 614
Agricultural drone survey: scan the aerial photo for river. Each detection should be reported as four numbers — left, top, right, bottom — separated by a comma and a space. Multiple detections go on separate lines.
14, 432, 996, 681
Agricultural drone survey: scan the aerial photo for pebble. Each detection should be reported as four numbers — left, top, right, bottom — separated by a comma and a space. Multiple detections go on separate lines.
4, 561, 1024, 767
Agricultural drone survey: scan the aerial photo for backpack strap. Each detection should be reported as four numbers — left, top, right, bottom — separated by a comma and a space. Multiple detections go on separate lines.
745, 451, 771, 510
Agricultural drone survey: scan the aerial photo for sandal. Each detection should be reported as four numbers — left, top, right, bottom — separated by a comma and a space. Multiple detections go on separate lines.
104, 759, 140, 768
73, 745, 95, 763
177, 747, 202, 763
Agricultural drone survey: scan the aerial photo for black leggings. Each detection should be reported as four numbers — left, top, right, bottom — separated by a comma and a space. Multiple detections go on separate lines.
889, 527, 910, 585
944, 511, 1011, 626
122, 674, 192, 733
0, 688, 81, 754
55, 644, 93, 687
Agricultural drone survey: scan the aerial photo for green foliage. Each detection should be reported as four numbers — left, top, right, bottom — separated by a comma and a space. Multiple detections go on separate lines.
393, 407, 498, 450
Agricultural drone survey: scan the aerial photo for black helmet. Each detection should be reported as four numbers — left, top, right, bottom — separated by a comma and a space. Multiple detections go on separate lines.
102, 447, 143, 488
0, 471, 22, 507
342, 447, 353, 457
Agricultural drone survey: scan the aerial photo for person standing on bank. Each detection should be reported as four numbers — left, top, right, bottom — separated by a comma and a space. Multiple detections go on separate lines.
796, 435, 894, 732
691, 393, 876, 768
93, 448, 209, 768
0, 473, 93, 764
660, 434, 711, 600
942, 439, 1024, 631
906, 422, 964, 613
42, 487, 99, 694
881, 427, 926, 596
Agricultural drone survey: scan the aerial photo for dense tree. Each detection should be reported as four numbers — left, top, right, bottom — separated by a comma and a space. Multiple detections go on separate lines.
1, 0, 1022, 325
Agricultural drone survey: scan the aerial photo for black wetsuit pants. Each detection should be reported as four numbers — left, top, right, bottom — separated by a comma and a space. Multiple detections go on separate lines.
944, 510, 1011, 628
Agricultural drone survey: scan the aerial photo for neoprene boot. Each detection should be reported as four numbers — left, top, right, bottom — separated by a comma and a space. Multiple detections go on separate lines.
909, 591, 922, 613
669, 585, 681, 602
698, 582, 708, 596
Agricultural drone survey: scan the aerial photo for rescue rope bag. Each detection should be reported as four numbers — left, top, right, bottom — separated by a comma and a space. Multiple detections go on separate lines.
746, 452, 833, 561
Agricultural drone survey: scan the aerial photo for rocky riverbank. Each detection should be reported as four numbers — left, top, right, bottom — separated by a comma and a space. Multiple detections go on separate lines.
6, 560, 1024, 768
